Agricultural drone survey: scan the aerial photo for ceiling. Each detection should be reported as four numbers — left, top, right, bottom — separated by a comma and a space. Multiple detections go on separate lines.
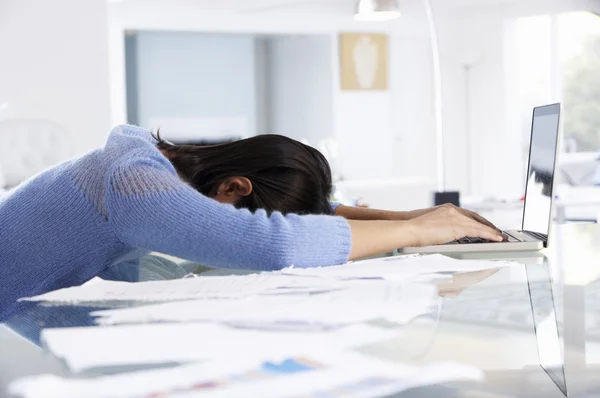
111, 0, 595, 26
109, 0, 523, 16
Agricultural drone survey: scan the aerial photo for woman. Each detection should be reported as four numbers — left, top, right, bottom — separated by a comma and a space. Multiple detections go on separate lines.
0, 125, 503, 321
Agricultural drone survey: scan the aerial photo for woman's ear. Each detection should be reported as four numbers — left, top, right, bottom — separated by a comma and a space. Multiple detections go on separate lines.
225, 177, 253, 197
214, 177, 253, 204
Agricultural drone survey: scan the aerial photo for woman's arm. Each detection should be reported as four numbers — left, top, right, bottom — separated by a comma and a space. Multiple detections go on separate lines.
106, 152, 503, 270
335, 205, 411, 221
106, 151, 352, 271
347, 205, 503, 259
336, 204, 500, 231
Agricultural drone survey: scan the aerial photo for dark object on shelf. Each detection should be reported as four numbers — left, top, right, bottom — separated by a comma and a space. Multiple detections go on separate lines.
434, 191, 460, 207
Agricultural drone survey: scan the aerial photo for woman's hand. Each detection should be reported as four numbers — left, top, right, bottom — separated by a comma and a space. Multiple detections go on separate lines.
336, 203, 501, 234
407, 205, 505, 247
346, 206, 504, 261
405, 203, 500, 232
440, 203, 500, 232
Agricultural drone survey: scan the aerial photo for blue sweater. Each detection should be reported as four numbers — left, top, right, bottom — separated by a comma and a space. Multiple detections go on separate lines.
0, 126, 351, 320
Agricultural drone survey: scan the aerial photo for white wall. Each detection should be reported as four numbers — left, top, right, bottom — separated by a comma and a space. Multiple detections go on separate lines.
389, 36, 436, 182
264, 36, 334, 145
437, 11, 518, 198
0, 0, 110, 155
262, 31, 435, 186
254, 37, 269, 137
128, 32, 258, 137
334, 91, 396, 180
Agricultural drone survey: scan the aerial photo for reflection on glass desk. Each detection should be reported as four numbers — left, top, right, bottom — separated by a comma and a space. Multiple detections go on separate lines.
527, 261, 566, 395
1, 223, 600, 397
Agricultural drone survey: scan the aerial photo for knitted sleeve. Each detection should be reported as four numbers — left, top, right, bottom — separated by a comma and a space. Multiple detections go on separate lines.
330, 202, 343, 212
105, 149, 352, 271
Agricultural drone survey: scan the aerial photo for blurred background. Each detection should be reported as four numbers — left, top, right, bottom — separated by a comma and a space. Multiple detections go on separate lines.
1, 0, 599, 227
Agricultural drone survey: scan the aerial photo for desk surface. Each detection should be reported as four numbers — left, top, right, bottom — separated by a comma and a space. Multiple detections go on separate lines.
1, 224, 599, 398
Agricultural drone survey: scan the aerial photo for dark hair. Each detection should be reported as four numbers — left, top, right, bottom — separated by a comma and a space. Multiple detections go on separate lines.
153, 132, 334, 215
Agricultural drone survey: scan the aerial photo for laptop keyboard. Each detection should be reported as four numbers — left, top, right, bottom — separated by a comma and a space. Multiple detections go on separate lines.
452, 233, 519, 244
454, 237, 493, 244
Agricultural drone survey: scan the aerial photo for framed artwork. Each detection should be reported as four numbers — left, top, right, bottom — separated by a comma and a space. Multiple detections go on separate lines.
339, 33, 388, 91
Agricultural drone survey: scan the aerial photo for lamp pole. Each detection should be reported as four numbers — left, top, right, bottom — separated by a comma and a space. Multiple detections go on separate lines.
354, 0, 448, 199
423, 0, 445, 193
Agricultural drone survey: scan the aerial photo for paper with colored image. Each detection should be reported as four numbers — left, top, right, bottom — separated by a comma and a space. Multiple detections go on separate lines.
9, 351, 484, 398
40, 323, 396, 372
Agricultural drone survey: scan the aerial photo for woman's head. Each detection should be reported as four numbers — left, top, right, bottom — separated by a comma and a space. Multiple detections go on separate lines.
154, 132, 334, 215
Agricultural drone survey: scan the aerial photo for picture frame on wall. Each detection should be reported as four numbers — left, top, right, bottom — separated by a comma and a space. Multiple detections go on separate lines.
339, 33, 389, 91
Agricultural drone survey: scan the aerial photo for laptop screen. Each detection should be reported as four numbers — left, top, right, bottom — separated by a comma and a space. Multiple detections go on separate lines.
522, 104, 561, 235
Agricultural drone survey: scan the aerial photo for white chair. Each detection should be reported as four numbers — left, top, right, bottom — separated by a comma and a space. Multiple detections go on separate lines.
0, 119, 72, 188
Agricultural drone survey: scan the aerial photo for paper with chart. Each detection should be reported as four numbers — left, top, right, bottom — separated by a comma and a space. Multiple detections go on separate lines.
9, 351, 483, 398
280, 254, 516, 280
20, 273, 343, 303
40, 323, 395, 372
91, 281, 438, 327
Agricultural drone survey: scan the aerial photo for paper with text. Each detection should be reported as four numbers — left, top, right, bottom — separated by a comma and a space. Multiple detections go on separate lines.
91, 281, 438, 328
21, 273, 343, 303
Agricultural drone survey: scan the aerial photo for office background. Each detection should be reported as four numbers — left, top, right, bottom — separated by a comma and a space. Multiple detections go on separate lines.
1, 0, 599, 223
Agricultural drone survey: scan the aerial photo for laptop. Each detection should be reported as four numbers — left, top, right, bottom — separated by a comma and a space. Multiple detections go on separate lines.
399, 103, 561, 254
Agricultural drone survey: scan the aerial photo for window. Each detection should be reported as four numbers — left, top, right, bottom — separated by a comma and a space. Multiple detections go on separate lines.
559, 12, 600, 154
508, 11, 600, 188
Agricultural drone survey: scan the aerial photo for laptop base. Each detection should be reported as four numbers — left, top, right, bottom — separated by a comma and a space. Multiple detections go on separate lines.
397, 240, 544, 254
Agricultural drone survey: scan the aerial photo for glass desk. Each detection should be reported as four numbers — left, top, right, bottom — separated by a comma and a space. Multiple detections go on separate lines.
1, 223, 599, 397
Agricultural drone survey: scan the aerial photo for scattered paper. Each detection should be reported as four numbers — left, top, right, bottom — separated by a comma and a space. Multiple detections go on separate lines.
40, 323, 395, 372
20, 255, 499, 304
20, 273, 343, 304
91, 281, 438, 328
281, 254, 516, 281
9, 351, 483, 398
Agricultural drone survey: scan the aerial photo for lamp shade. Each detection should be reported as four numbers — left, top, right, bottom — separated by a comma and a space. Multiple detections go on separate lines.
354, 0, 401, 21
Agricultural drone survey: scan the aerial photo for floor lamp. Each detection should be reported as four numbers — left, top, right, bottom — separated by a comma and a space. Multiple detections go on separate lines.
422, 0, 460, 206
355, 0, 459, 206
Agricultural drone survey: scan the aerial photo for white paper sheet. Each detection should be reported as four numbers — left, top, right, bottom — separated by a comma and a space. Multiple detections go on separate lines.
40, 323, 395, 372
91, 281, 438, 328
19, 256, 480, 304
9, 351, 483, 398
281, 254, 516, 280
20, 273, 343, 303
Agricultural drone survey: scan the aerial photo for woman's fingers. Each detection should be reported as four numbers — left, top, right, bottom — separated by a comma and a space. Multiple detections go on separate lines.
465, 228, 503, 242
463, 217, 504, 241
465, 210, 500, 231
478, 217, 501, 232
442, 204, 500, 232
481, 230, 505, 242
